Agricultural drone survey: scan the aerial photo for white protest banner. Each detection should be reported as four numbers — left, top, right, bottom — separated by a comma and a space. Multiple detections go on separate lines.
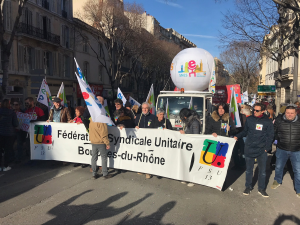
30, 122, 236, 191
17, 112, 37, 132
242, 91, 249, 103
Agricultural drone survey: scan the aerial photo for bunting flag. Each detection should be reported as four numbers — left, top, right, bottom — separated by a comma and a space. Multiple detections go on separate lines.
37, 79, 52, 109
146, 84, 155, 114
209, 60, 216, 94
165, 98, 170, 119
57, 82, 68, 107
189, 97, 193, 110
229, 89, 241, 128
76, 73, 114, 126
74, 58, 87, 83
129, 96, 141, 107
104, 99, 111, 117
117, 88, 127, 106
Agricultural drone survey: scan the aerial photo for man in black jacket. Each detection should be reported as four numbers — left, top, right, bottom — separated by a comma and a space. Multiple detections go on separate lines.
234, 103, 274, 198
135, 102, 156, 129
271, 105, 300, 198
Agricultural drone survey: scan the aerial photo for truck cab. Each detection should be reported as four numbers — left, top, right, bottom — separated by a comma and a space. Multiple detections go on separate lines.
156, 91, 213, 134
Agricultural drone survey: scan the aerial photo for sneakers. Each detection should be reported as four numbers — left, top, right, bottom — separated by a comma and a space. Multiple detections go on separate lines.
243, 188, 252, 195
145, 174, 152, 179
187, 183, 195, 187
3, 167, 11, 172
297, 193, 300, 198
103, 174, 113, 179
271, 180, 281, 189
258, 189, 269, 198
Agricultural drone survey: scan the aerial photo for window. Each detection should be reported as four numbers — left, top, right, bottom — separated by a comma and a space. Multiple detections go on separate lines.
3, 0, 12, 31
28, 47, 35, 71
44, 51, 53, 76
99, 43, 104, 57
57, 0, 61, 15
83, 38, 89, 53
63, 55, 70, 77
18, 45, 25, 71
98, 65, 103, 81
61, 25, 70, 48
35, 49, 41, 69
22, 8, 33, 26
83, 61, 89, 80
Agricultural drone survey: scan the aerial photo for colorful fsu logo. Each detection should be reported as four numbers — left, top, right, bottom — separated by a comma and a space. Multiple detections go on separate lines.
199, 139, 229, 168
34, 125, 52, 144
178, 60, 206, 78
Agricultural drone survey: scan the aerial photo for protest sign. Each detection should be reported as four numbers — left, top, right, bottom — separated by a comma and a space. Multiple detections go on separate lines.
17, 112, 37, 132
30, 122, 236, 191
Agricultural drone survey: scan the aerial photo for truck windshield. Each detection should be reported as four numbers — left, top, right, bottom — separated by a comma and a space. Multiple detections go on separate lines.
157, 96, 204, 119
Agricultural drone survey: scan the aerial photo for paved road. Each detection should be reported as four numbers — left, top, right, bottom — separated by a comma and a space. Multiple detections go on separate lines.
0, 157, 299, 225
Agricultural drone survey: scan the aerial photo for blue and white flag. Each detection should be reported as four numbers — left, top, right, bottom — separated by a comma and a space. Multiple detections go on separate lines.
74, 58, 87, 83
117, 88, 127, 106
76, 73, 114, 126
129, 96, 141, 107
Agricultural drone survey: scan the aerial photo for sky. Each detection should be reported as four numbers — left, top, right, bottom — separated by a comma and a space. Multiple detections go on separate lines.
124, 0, 236, 58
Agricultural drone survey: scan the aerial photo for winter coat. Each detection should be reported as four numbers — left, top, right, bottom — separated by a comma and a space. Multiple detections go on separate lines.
184, 114, 201, 134
274, 114, 300, 152
135, 113, 156, 128
89, 119, 110, 145
236, 114, 274, 157
48, 106, 72, 123
0, 108, 19, 136
150, 117, 173, 130
205, 111, 236, 137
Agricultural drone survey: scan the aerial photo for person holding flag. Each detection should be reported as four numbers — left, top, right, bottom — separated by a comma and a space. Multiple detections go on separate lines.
205, 103, 237, 137
47, 97, 72, 123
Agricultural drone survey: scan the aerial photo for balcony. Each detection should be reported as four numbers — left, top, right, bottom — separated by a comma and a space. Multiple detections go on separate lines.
18, 22, 60, 45
42, 0, 49, 10
273, 67, 294, 80
62, 10, 68, 19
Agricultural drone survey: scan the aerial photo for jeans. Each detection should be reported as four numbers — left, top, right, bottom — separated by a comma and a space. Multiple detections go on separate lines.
245, 152, 268, 190
0, 135, 15, 167
91, 144, 108, 177
16, 131, 27, 161
274, 148, 300, 193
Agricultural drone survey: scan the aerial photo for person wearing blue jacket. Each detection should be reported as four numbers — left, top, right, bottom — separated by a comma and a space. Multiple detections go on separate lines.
234, 103, 274, 198
0, 99, 19, 171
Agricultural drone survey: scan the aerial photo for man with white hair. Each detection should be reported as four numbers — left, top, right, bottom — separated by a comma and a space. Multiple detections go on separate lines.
135, 102, 156, 179
150, 109, 172, 130
135, 102, 156, 129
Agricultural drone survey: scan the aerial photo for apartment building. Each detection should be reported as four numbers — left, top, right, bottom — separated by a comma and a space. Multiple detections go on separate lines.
1, 0, 75, 105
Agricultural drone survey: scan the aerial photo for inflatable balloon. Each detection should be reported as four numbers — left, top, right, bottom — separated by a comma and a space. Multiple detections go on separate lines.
170, 48, 215, 91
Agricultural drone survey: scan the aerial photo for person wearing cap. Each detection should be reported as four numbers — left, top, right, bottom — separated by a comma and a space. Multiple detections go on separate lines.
47, 97, 72, 123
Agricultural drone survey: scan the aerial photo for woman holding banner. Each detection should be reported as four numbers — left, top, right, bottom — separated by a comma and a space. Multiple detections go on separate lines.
179, 108, 201, 187
0, 99, 19, 171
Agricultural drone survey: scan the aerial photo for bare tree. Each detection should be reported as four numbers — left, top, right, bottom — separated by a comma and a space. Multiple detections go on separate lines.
75, 0, 145, 100
220, 41, 260, 93
0, 0, 28, 98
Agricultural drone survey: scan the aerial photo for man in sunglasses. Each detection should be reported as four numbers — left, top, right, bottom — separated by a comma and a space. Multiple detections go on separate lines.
234, 103, 274, 198
272, 105, 300, 198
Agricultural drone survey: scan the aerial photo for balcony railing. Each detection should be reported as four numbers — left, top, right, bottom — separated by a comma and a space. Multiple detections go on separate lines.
62, 10, 68, 19
18, 22, 60, 45
42, 0, 49, 10
273, 67, 294, 80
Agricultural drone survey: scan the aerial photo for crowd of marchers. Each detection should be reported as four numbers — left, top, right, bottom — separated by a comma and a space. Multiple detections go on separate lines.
0, 96, 299, 199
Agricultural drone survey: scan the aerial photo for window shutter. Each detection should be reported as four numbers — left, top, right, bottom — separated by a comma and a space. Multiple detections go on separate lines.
49, 52, 53, 76
57, 0, 61, 15
61, 25, 65, 47
36, 12, 40, 28
58, 53, 62, 77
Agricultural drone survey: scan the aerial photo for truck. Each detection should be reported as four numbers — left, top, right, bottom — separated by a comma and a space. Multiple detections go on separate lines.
156, 91, 213, 133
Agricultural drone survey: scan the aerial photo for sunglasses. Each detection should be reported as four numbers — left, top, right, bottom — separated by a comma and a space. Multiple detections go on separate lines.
254, 110, 261, 112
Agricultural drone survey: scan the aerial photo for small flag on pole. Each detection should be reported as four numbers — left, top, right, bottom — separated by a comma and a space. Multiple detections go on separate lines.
229, 89, 241, 128
189, 97, 193, 110
37, 79, 52, 110
165, 98, 170, 119
117, 88, 127, 106
146, 84, 155, 114
104, 99, 111, 117
129, 96, 141, 107
57, 82, 68, 107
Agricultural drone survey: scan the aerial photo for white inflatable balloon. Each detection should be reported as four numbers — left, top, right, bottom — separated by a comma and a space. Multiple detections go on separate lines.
170, 48, 215, 91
